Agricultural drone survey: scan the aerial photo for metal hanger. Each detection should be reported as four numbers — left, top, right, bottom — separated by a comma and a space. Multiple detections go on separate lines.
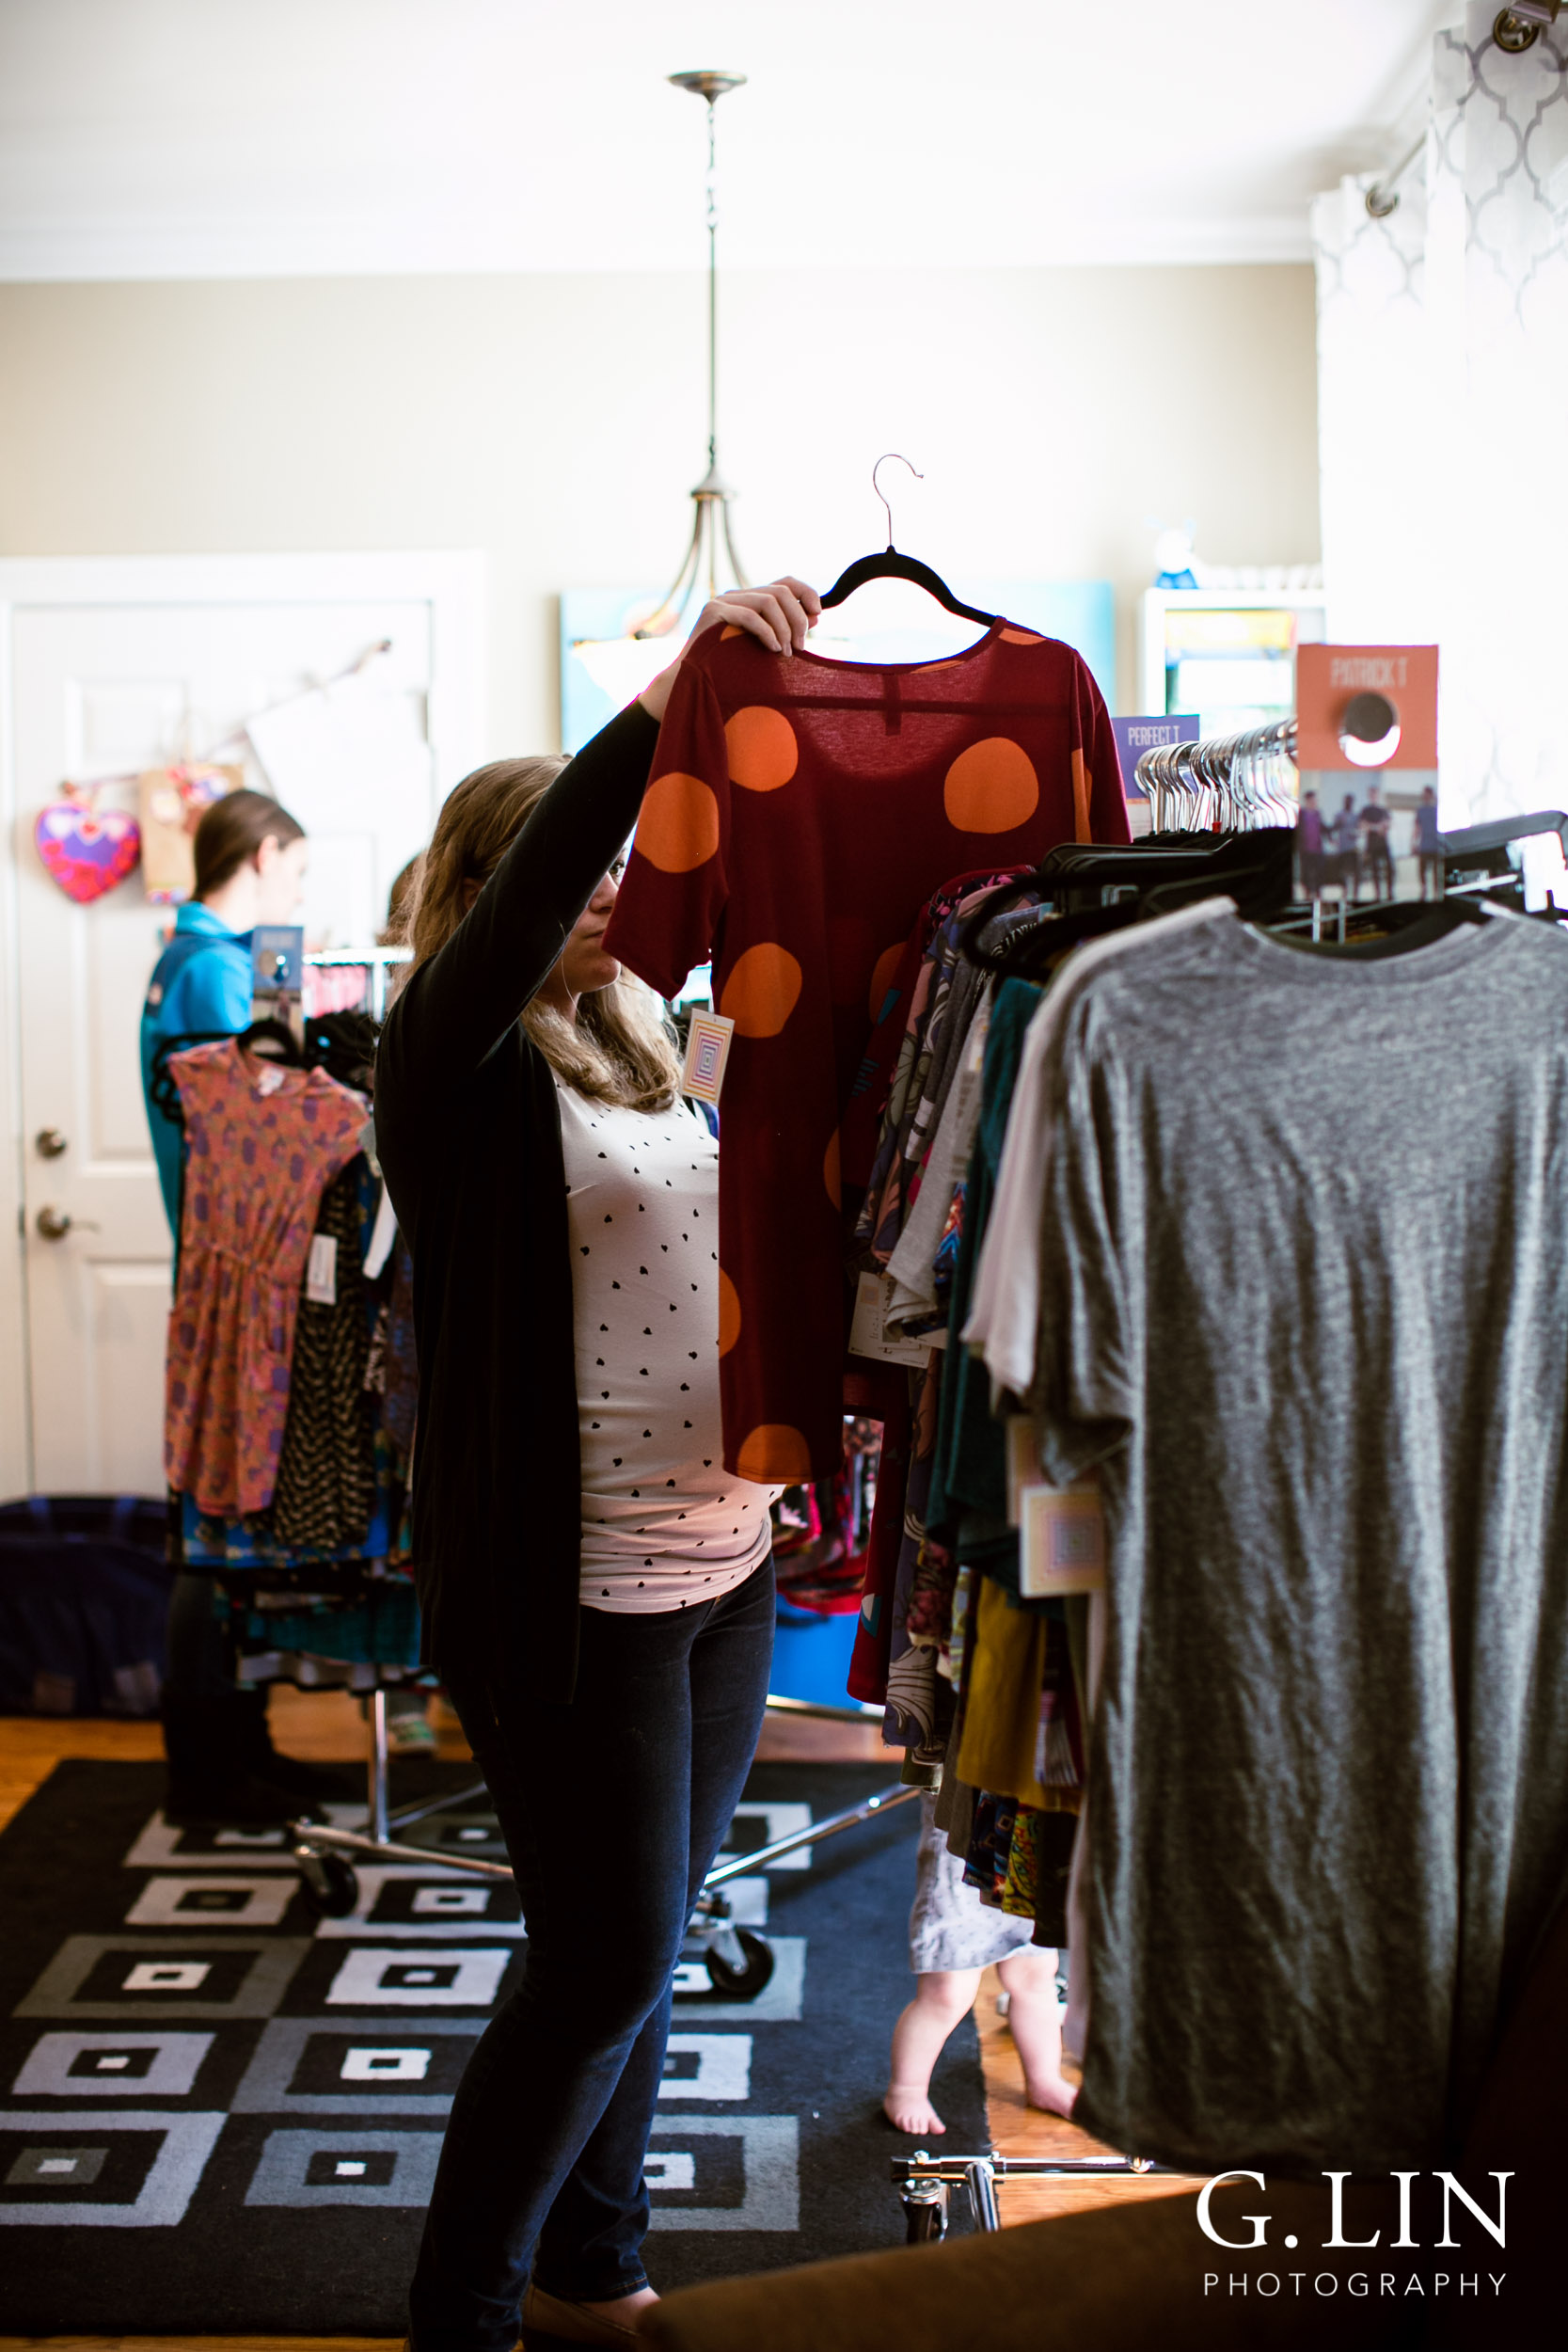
1137, 717, 1301, 834
819, 454, 1000, 628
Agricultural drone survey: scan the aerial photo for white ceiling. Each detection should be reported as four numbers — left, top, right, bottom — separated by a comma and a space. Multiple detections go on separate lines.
0, 0, 1454, 281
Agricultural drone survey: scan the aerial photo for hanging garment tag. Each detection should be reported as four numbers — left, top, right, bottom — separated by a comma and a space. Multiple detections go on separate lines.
681, 1010, 735, 1104
849, 1270, 936, 1368
306, 1233, 339, 1305
1018, 1480, 1106, 1598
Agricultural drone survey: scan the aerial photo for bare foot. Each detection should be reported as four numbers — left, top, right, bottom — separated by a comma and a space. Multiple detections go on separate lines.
1024, 2074, 1079, 2120
883, 2085, 945, 2134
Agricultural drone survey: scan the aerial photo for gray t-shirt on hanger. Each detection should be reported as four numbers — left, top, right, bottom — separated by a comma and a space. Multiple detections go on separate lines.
1028, 904, 1568, 2172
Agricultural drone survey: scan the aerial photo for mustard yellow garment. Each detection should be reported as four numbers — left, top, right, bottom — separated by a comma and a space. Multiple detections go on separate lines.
956, 1574, 1058, 1808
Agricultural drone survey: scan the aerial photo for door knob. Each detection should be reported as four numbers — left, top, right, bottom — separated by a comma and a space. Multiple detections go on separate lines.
35, 1128, 68, 1159
35, 1205, 99, 1241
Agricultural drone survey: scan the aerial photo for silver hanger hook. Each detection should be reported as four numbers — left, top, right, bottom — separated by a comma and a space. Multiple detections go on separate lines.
872, 453, 924, 550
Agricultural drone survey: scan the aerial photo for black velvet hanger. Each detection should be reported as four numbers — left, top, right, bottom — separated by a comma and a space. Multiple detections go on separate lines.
958, 831, 1294, 977
1290, 895, 1496, 960
148, 1029, 236, 1127
961, 898, 1142, 983
304, 1009, 380, 1093
819, 547, 998, 628
819, 452, 1000, 629
237, 1015, 304, 1067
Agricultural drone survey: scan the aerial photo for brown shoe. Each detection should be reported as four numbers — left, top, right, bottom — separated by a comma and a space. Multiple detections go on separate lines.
519, 2283, 649, 2347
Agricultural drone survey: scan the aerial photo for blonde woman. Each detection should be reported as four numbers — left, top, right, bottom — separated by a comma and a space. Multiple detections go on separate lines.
378, 579, 820, 2352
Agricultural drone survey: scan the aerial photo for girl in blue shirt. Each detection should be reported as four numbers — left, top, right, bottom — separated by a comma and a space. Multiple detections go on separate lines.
140, 788, 309, 1230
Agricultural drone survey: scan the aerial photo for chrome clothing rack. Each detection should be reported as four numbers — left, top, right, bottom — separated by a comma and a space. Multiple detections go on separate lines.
290, 1693, 920, 2000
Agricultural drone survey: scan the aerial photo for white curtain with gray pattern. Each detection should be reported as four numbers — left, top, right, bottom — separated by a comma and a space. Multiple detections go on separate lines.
1313, 4, 1568, 823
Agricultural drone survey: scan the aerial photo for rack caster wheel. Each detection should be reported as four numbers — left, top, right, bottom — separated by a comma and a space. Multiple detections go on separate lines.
295, 1848, 358, 1917
902, 2183, 949, 2239
704, 1927, 775, 1999
902, 2184, 950, 2244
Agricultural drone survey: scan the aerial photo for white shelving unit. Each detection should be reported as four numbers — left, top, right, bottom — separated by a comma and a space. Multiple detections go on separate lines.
1138, 586, 1327, 733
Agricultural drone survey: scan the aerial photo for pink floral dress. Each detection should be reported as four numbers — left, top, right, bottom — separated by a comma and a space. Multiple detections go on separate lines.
164, 1040, 368, 1517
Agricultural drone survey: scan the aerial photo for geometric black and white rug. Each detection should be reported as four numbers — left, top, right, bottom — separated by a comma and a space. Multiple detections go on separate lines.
0, 1759, 985, 2332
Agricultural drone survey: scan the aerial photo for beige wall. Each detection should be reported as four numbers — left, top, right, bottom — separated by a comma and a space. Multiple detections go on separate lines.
0, 264, 1320, 751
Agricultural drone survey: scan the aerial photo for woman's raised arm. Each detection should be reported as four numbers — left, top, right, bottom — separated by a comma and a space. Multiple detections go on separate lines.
380, 579, 821, 1105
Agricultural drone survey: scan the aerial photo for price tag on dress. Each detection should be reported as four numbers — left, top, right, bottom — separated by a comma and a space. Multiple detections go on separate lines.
681, 1010, 735, 1104
847, 1270, 939, 1368
306, 1233, 339, 1305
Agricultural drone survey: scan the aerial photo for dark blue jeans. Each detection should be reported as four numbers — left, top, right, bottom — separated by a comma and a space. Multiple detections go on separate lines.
407, 1557, 774, 2350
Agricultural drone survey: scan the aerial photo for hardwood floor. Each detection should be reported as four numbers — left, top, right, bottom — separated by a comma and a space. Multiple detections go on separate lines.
0, 1714, 166, 1836
0, 1689, 888, 1834
0, 1690, 467, 1836
0, 1700, 1176, 2346
974, 1965, 1204, 2224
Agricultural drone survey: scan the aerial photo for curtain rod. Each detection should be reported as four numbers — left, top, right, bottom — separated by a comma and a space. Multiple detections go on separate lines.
1364, 135, 1425, 219
1366, 6, 1560, 215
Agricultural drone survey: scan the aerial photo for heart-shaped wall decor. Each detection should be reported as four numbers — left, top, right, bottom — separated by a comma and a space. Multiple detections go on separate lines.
35, 802, 142, 904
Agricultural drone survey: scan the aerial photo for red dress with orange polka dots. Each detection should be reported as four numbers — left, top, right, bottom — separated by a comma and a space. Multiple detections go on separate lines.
602, 619, 1130, 1484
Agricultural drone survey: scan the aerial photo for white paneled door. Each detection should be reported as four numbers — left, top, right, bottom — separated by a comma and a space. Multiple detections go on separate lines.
0, 555, 485, 1501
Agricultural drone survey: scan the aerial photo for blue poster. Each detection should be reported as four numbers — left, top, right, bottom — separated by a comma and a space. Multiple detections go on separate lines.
1111, 715, 1199, 800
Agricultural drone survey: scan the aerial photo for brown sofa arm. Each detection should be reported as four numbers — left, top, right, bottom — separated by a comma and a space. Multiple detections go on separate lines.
640, 2186, 1409, 2352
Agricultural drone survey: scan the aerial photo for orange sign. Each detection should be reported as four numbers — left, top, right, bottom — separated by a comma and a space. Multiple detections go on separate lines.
1296, 645, 1439, 770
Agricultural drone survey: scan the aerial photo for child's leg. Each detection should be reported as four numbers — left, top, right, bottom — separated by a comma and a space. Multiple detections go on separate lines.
997, 1946, 1078, 2118
884, 1968, 983, 2135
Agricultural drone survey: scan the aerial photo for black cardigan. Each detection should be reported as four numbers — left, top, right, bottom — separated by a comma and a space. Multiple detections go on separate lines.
376, 703, 661, 1700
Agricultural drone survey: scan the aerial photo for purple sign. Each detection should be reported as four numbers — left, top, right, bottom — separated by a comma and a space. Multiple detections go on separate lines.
1112, 714, 1199, 799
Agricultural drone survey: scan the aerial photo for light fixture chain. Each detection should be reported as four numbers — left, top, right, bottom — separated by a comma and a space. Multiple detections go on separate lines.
706, 96, 720, 476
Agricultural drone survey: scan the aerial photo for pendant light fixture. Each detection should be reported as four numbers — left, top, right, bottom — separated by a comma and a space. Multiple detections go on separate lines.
567, 71, 750, 710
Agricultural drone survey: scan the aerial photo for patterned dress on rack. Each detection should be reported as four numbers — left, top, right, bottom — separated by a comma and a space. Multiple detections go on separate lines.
165, 1040, 369, 1518
257, 1161, 378, 1550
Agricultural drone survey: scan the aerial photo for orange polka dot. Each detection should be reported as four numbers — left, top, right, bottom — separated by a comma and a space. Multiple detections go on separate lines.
1000, 627, 1045, 644
867, 943, 904, 1024
1071, 747, 1091, 841
737, 1423, 815, 1483
718, 1268, 741, 1356
720, 942, 803, 1039
944, 738, 1039, 834
636, 772, 720, 873
725, 706, 798, 791
721, 624, 744, 639
823, 1130, 842, 1210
